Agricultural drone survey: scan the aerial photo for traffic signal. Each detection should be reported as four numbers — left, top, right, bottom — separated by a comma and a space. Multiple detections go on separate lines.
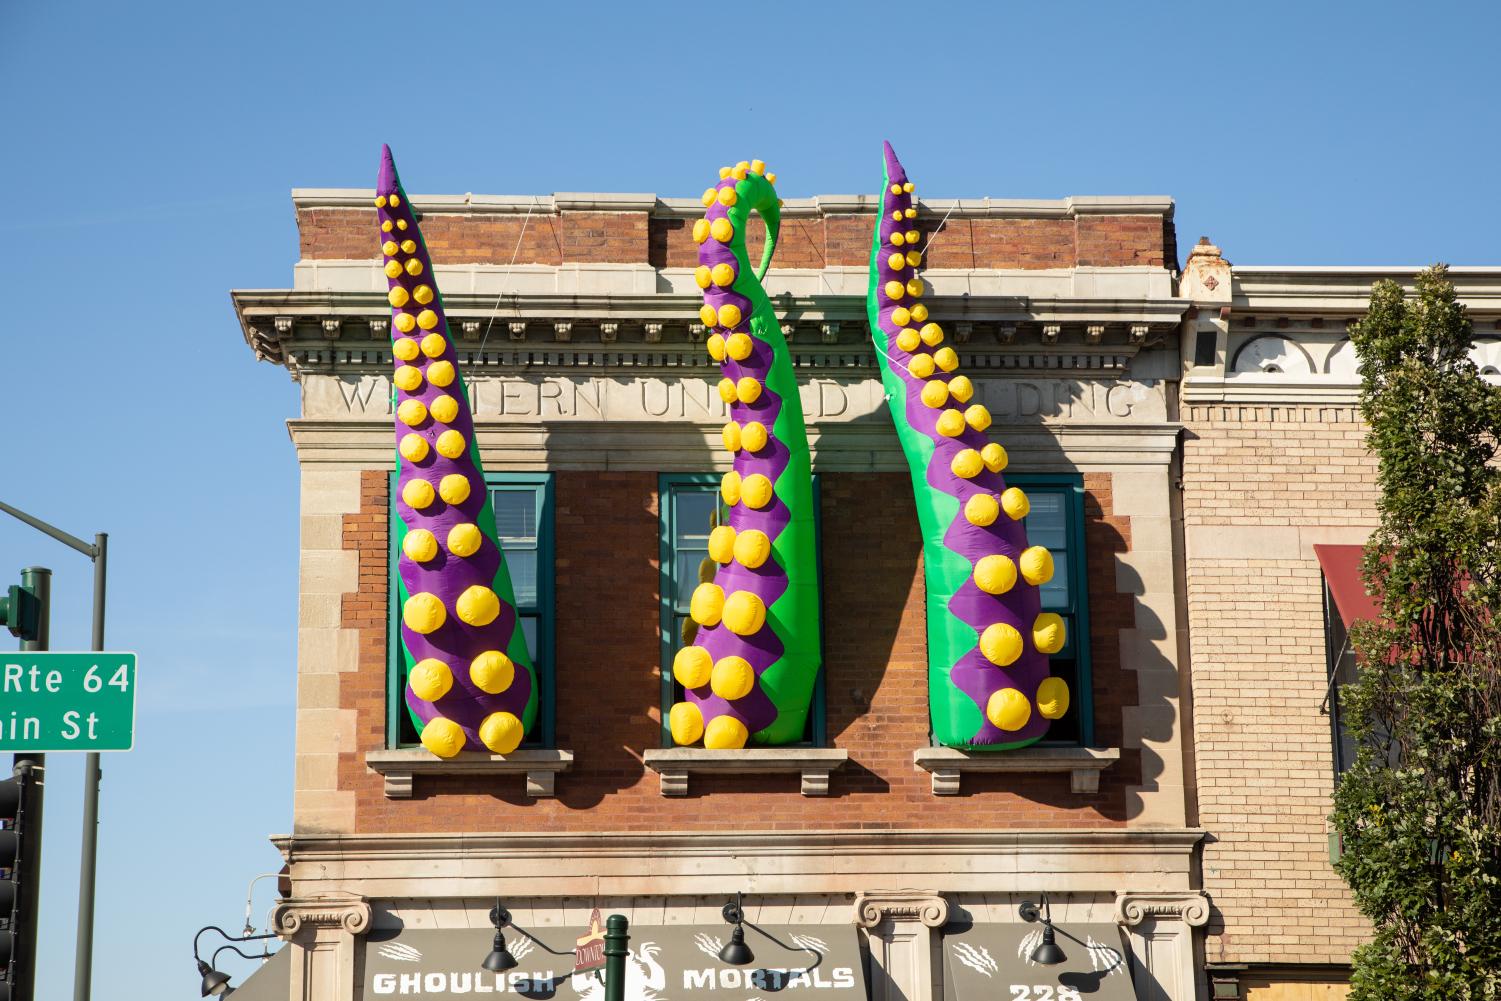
0, 762, 41, 1001
0, 583, 40, 643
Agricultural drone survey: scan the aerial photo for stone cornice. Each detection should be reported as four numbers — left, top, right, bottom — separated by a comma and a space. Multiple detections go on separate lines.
274, 828, 1203, 858
291, 188, 1174, 221
1232, 266, 1501, 314
1181, 378, 1361, 405
271, 829, 1204, 899
233, 289, 1184, 372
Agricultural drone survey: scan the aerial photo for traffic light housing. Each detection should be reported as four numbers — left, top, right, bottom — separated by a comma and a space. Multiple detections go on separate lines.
0, 763, 41, 1001
0, 585, 40, 643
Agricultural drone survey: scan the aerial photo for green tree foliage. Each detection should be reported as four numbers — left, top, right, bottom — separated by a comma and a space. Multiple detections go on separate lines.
1332, 266, 1501, 999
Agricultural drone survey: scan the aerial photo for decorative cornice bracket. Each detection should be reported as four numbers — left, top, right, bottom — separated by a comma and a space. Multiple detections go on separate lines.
271, 896, 372, 939
853, 890, 949, 929
1113, 890, 1210, 928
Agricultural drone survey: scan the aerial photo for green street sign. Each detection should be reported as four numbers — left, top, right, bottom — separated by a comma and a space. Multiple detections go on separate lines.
0, 652, 136, 751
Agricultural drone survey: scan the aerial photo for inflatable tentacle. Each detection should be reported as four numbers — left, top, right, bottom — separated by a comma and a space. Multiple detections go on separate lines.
378, 145, 538, 758
865, 142, 1069, 748
668, 160, 822, 748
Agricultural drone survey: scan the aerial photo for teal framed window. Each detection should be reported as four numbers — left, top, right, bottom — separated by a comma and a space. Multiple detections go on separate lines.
658, 474, 825, 747
1008, 474, 1093, 746
387, 472, 556, 748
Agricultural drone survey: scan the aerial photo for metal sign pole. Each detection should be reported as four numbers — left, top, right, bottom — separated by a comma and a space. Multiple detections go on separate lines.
0, 502, 108, 1001
72, 533, 106, 1001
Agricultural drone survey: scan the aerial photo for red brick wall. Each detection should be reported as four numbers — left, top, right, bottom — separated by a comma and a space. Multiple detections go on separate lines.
332, 469, 1140, 834
301, 207, 1170, 271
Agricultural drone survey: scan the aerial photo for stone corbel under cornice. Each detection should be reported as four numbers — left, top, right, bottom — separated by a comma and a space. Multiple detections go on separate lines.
1113, 890, 1210, 928
270, 896, 373, 939
853, 890, 950, 928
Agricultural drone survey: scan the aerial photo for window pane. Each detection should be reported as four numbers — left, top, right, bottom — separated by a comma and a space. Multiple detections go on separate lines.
520, 615, 538, 662
675, 491, 718, 548
1024, 492, 1067, 549
1039, 658, 1081, 744
670, 615, 690, 702
506, 551, 538, 608
676, 549, 710, 608
1041, 562, 1069, 610
493, 490, 538, 546
1326, 586, 1361, 776
1022, 491, 1070, 610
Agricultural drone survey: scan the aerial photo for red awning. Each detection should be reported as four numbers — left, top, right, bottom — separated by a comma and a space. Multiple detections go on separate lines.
1314, 544, 1381, 628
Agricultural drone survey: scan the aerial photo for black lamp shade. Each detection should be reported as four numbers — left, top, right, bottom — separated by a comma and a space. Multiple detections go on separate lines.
1029, 926, 1066, 967
718, 925, 754, 966
482, 932, 518, 973
198, 960, 233, 997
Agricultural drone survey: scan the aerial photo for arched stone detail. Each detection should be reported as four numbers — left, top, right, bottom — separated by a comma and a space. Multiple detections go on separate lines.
1326, 337, 1358, 377
1230, 335, 1315, 375
1470, 338, 1501, 383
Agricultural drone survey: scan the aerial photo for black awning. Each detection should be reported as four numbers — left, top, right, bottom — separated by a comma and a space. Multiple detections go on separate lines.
363, 924, 865, 1000
943, 921, 1138, 1000
218, 946, 291, 1001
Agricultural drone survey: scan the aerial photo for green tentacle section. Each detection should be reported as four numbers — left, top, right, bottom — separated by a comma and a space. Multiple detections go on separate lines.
670, 162, 821, 749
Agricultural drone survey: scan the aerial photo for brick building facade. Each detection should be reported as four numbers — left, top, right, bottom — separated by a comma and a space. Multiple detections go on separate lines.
230, 183, 1499, 1001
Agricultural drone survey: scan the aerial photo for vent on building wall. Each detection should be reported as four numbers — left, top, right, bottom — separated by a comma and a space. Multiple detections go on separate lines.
1193, 331, 1217, 367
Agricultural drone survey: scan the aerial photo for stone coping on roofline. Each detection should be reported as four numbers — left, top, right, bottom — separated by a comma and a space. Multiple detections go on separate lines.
291, 188, 1175, 220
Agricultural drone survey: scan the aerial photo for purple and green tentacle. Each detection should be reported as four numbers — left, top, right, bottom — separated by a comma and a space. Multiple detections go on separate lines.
378, 145, 538, 758
667, 159, 822, 748
866, 142, 1069, 748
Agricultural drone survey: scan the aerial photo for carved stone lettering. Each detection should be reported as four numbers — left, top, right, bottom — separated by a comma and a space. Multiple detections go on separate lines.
304, 375, 392, 416
640, 380, 670, 417
500, 381, 534, 416
299, 374, 1165, 424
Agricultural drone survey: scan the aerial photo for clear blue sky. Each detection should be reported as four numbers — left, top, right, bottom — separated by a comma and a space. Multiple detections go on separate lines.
4, 1, 1500, 998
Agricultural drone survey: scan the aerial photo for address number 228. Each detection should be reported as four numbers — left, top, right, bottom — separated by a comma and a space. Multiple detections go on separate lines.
1008, 988, 1083, 1001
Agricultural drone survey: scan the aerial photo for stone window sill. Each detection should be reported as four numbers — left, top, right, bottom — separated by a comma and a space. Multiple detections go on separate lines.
365, 749, 574, 799
641, 747, 849, 797
913, 745, 1120, 796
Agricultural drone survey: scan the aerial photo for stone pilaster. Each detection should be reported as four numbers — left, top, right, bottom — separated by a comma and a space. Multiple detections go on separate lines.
272, 897, 372, 1001
1114, 891, 1210, 1001
854, 891, 949, 1001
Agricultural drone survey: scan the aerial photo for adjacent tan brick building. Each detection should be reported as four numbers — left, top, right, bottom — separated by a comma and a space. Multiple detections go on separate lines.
1177, 246, 1501, 999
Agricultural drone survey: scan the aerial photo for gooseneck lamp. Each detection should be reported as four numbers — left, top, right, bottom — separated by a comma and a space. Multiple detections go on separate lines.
714, 893, 825, 970
190, 926, 278, 997
480, 899, 582, 972
483, 902, 520, 973
717, 899, 755, 966
1018, 896, 1066, 966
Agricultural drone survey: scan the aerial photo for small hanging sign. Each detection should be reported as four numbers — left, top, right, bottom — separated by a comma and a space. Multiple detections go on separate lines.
574, 909, 606, 973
